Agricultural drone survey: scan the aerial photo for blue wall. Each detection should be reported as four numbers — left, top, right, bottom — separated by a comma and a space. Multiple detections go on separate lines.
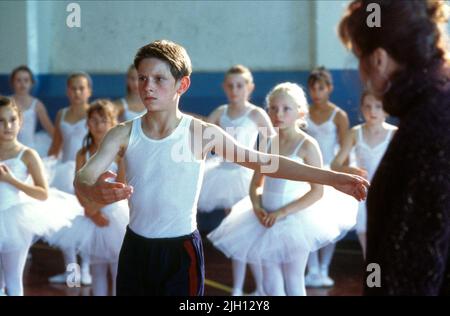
0, 70, 367, 127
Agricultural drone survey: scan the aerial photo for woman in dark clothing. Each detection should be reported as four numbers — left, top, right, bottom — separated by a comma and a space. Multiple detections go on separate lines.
339, 0, 450, 295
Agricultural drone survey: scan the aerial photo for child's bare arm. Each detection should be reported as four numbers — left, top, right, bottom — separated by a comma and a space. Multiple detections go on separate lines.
331, 127, 368, 178
36, 101, 55, 136
47, 110, 64, 157
335, 109, 350, 165
0, 149, 48, 200
74, 123, 133, 204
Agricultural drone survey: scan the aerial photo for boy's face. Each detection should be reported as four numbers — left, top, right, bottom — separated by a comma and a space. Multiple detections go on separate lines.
137, 58, 186, 112
308, 81, 332, 105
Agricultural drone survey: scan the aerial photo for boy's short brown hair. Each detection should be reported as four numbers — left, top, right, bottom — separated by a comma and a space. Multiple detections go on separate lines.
307, 66, 333, 87
134, 40, 192, 81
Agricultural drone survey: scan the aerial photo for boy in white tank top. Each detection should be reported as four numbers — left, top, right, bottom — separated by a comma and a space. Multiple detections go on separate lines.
74, 40, 369, 296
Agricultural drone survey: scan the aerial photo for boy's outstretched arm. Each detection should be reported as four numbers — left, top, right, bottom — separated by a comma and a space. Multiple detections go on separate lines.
203, 122, 369, 201
74, 123, 133, 204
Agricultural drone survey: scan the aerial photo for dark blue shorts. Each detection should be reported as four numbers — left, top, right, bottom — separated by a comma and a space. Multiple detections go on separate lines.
116, 226, 205, 296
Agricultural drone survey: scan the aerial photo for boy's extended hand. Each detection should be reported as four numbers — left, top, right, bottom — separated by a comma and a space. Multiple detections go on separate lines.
89, 171, 133, 204
332, 172, 369, 201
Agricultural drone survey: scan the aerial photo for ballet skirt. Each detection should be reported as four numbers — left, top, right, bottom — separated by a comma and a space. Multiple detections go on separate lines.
0, 149, 80, 253
45, 158, 129, 263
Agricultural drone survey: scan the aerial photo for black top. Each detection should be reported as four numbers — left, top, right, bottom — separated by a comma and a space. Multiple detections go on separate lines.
364, 63, 450, 295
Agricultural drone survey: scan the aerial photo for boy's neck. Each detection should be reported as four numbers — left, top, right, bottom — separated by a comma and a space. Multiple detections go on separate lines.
141, 108, 183, 136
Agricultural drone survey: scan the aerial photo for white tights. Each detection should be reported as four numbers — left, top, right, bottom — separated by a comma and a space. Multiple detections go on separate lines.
91, 262, 118, 296
307, 243, 336, 275
262, 251, 309, 296
63, 248, 90, 273
232, 259, 264, 295
0, 246, 30, 296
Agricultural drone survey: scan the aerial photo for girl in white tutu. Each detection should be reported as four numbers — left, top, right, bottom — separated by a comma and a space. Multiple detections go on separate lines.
47, 72, 92, 193
198, 65, 275, 214
304, 67, 352, 287
114, 65, 147, 122
47, 100, 129, 296
331, 91, 397, 257
46, 72, 93, 285
0, 97, 75, 295
199, 65, 275, 296
10, 65, 54, 158
208, 82, 358, 296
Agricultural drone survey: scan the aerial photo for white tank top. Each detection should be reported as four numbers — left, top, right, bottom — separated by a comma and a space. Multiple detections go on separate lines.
121, 98, 146, 122
354, 126, 393, 181
0, 149, 28, 211
305, 108, 338, 166
17, 99, 38, 147
60, 108, 88, 162
125, 114, 205, 238
262, 138, 311, 212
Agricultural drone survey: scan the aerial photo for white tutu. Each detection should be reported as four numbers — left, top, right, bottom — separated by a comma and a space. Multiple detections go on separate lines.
43, 157, 76, 194
198, 157, 253, 213
33, 131, 52, 158
0, 189, 81, 253
46, 200, 129, 263
208, 185, 358, 265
